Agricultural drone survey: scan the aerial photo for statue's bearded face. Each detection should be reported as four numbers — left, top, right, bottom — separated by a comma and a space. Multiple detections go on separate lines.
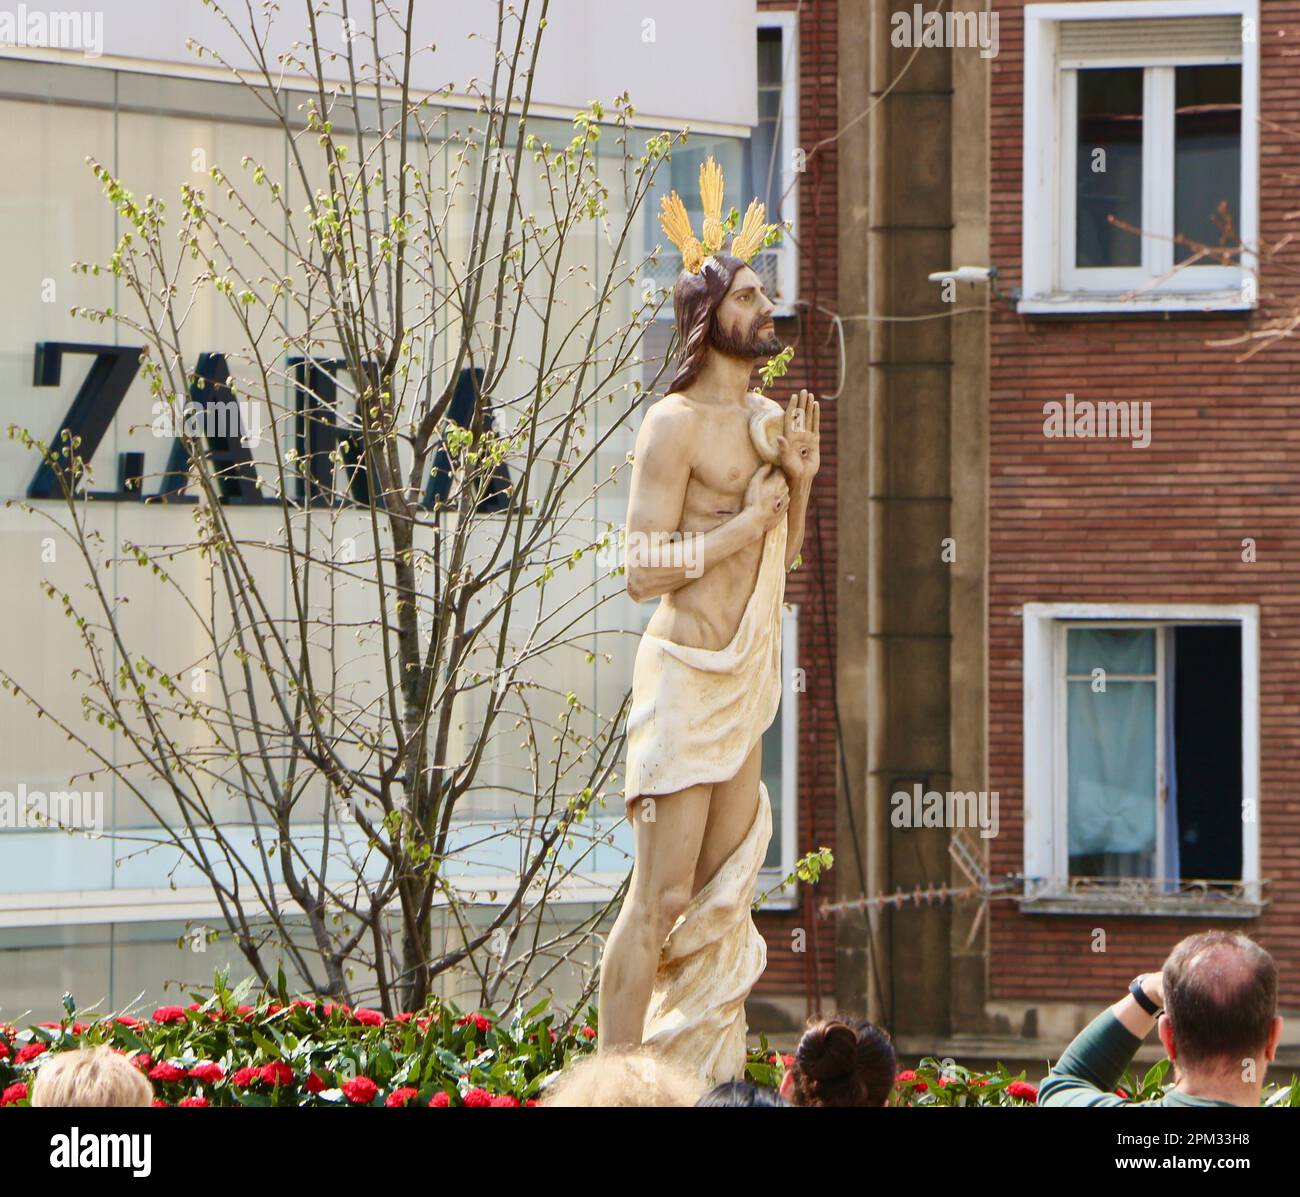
707, 265, 783, 361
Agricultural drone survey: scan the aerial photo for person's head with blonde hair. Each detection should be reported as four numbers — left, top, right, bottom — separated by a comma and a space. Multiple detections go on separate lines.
31, 1046, 154, 1108
541, 1050, 704, 1107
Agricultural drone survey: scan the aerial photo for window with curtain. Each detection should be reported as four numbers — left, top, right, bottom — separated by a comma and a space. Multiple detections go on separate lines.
1063, 623, 1242, 886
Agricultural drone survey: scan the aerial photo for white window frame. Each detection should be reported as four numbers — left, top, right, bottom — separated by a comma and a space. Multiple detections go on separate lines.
758, 602, 801, 908
1020, 0, 1259, 315
756, 9, 800, 318
1022, 602, 1263, 916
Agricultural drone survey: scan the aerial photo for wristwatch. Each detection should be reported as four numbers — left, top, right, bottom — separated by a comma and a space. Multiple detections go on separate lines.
1129, 974, 1162, 1016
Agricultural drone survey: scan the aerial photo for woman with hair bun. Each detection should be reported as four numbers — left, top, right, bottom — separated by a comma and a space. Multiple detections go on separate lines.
778, 1018, 897, 1107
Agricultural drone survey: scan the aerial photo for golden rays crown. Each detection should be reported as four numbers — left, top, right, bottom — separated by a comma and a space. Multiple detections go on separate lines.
657, 155, 776, 274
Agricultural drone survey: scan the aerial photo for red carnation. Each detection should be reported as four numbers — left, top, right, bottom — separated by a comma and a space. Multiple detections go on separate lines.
231, 1066, 261, 1088
115, 1015, 142, 1028
152, 1006, 186, 1024
71, 1022, 90, 1035
150, 1099, 167, 1108
491, 1094, 520, 1107
430, 1090, 451, 1107
178, 1096, 209, 1108
291, 999, 316, 1011
1007, 1081, 1038, 1103
148, 1062, 186, 1082
38, 1021, 60, 1029
894, 1070, 926, 1092
267, 1004, 283, 1015
188, 1062, 224, 1084
1115, 1087, 1130, 1099
131, 1053, 152, 1072
342, 1076, 378, 1104
354, 1008, 384, 1027
0, 1044, 8, 1061
304, 1072, 328, 1094
395, 1012, 413, 1023
526, 1099, 538, 1107
1, 1083, 28, 1106
186, 1003, 202, 1012
385, 1086, 419, 1107
457, 1013, 491, 1034
462, 1086, 492, 1108
15, 1042, 48, 1065
580, 1026, 596, 1040
259, 1061, 295, 1087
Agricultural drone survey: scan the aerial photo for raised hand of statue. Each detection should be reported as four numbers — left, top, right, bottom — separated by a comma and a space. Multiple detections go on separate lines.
776, 389, 821, 486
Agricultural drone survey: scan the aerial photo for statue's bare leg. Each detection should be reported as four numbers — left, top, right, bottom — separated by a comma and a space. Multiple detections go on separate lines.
598, 742, 765, 1048
692, 742, 762, 894
598, 781, 712, 1048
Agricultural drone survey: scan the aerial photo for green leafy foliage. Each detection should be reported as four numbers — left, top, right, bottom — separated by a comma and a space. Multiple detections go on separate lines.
4, 978, 1297, 1110
0, 976, 599, 1108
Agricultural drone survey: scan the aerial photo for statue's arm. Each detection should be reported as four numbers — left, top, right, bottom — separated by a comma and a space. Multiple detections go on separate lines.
783, 479, 812, 570
624, 404, 766, 604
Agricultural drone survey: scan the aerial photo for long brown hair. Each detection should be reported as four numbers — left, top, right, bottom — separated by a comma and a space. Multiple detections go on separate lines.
667, 253, 744, 394
789, 1018, 897, 1107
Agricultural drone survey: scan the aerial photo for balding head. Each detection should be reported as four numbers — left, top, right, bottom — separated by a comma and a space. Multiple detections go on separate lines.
1162, 932, 1277, 1070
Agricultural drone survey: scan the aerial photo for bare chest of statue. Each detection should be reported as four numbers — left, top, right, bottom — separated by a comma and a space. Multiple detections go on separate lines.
677, 401, 765, 533
645, 395, 770, 651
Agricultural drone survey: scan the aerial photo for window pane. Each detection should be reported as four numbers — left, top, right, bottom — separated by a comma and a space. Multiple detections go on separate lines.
761, 716, 783, 870
1067, 626, 1155, 674
1067, 679, 1157, 877
1172, 625, 1242, 879
757, 26, 783, 85
1174, 64, 1241, 265
1075, 67, 1144, 269
751, 27, 784, 220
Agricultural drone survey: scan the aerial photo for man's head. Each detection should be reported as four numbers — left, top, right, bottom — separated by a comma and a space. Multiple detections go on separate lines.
669, 255, 782, 393
1160, 931, 1282, 1079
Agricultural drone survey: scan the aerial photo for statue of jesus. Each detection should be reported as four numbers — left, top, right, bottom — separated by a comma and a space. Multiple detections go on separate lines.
597, 159, 820, 1083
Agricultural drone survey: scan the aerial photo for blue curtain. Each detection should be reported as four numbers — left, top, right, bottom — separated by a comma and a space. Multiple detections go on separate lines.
1067, 629, 1157, 878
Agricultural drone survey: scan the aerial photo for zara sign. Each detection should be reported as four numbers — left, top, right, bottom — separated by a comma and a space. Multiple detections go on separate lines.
23, 342, 510, 510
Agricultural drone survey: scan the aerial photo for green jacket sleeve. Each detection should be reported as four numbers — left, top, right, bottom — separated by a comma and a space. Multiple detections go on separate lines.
1038, 1010, 1142, 1107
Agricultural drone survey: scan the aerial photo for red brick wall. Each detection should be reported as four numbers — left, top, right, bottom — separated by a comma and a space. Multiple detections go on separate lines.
751, 0, 839, 1016
988, 0, 1300, 1005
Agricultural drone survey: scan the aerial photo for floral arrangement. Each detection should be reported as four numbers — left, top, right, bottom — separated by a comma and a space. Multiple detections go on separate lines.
0, 973, 599, 1108
3, 979, 1296, 1108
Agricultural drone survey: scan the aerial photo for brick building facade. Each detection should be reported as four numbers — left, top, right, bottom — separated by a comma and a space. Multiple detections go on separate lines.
985, 0, 1300, 1038
752, 0, 1300, 1070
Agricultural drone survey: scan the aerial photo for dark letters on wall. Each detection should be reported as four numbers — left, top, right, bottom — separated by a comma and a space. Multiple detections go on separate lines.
25, 342, 510, 511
